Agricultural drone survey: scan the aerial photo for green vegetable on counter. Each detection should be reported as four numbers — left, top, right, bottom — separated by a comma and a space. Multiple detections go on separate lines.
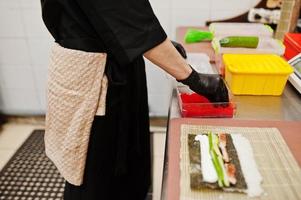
184, 29, 213, 43
219, 36, 259, 48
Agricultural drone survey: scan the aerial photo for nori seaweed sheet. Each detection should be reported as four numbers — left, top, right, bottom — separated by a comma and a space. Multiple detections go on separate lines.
188, 133, 247, 192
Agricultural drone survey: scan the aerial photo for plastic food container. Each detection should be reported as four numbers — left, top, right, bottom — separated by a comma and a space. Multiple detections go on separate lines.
184, 42, 216, 62
223, 54, 294, 96
186, 53, 215, 74
177, 86, 236, 118
213, 37, 285, 76
212, 37, 285, 55
209, 22, 274, 38
284, 33, 301, 60
198, 42, 216, 62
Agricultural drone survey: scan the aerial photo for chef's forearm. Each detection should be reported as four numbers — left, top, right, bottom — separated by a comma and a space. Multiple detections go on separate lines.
144, 39, 192, 80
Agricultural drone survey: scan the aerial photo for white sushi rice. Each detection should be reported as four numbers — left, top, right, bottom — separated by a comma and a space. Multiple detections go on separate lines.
195, 135, 218, 183
231, 134, 263, 197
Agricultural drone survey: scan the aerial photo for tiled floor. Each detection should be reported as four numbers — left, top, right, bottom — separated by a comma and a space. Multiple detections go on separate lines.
0, 120, 166, 200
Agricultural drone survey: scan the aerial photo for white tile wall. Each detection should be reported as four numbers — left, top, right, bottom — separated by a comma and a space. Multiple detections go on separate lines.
171, 8, 210, 38
145, 60, 173, 94
150, 0, 171, 34
0, 88, 41, 115
20, 0, 41, 9
172, 0, 211, 9
0, 6, 24, 37
209, 0, 259, 21
251, 0, 262, 8
169, 0, 210, 38
21, 8, 50, 38
28, 39, 52, 66
0, 0, 257, 116
210, 10, 242, 21
0, 38, 31, 66
0, 0, 19, 8
211, 0, 252, 11
0, 66, 35, 89
33, 66, 48, 111
0, 0, 52, 115
32, 66, 48, 91
37, 89, 47, 112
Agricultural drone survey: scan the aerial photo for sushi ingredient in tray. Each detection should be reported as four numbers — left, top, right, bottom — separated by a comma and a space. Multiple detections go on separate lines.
219, 36, 259, 48
189, 132, 263, 197
179, 92, 235, 118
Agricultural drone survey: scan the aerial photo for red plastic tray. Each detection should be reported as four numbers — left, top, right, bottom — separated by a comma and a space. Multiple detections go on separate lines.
177, 87, 236, 118
284, 33, 301, 60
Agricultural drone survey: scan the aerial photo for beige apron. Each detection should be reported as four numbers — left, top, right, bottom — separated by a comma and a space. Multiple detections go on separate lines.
45, 43, 107, 186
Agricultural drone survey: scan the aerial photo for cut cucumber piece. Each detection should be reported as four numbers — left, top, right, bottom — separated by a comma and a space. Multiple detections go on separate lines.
209, 133, 223, 187
209, 132, 230, 187
219, 36, 259, 48
210, 150, 223, 187
218, 156, 230, 187
212, 134, 222, 157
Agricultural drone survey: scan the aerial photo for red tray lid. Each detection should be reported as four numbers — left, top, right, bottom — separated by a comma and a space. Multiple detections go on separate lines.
285, 33, 301, 51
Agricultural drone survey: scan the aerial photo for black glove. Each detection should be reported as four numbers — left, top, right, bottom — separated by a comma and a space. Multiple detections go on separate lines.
171, 40, 187, 59
178, 67, 229, 103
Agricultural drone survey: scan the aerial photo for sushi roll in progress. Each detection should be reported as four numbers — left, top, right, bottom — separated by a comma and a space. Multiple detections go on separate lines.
188, 132, 263, 197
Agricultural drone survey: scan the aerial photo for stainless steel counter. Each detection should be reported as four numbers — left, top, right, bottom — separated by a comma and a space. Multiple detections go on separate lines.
232, 83, 301, 120
169, 82, 301, 120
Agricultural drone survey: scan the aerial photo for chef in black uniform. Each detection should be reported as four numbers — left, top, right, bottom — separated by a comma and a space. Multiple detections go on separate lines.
40, 0, 229, 199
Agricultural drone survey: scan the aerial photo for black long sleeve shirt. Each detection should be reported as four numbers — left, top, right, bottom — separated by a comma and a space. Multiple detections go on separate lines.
40, 0, 167, 66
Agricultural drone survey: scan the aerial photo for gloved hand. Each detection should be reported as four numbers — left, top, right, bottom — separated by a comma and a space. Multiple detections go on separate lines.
171, 40, 187, 59
178, 67, 229, 103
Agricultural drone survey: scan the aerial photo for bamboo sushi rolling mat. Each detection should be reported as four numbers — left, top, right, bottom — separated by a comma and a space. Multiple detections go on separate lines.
180, 125, 301, 200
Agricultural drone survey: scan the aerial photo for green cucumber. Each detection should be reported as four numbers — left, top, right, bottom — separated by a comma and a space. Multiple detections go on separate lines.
209, 133, 223, 187
219, 36, 259, 48
210, 151, 223, 187
209, 132, 230, 187
213, 134, 222, 157
218, 156, 230, 187
209, 132, 213, 151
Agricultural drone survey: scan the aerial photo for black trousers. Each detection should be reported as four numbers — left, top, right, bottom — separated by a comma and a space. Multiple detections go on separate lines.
64, 57, 151, 200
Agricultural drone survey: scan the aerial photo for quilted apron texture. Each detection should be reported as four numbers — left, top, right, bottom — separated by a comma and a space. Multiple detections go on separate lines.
45, 43, 107, 186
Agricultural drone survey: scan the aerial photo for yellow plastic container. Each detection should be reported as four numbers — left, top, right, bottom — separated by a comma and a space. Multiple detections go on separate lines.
223, 54, 294, 95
